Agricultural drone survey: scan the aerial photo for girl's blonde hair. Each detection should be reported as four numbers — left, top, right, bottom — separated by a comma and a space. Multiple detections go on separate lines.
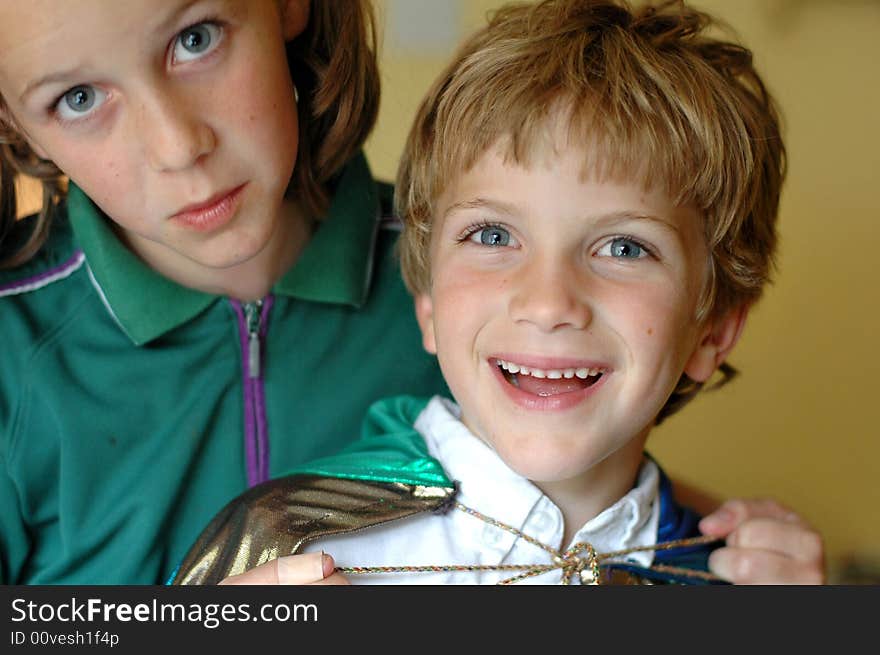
396, 0, 786, 422
0, 0, 380, 269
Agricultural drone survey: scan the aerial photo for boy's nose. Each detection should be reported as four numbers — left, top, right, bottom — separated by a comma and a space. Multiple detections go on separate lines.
136, 91, 215, 173
508, 258, 592, 332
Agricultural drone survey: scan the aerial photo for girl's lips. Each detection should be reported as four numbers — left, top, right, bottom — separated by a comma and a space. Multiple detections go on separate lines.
489, 358, 608, 412
170, 183, 247, 232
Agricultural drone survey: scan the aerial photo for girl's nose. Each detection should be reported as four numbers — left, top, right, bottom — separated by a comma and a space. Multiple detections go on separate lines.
137, 90, 215, 173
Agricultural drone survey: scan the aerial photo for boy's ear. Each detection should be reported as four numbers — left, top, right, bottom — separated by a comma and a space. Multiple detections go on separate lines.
414, 293, 438, 355
279, 0, 310, 41
683, 304, 750, 383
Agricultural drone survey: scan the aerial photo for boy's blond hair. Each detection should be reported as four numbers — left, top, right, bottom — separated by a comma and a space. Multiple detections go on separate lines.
0, 0, 380, 269
396, 0, 785, 422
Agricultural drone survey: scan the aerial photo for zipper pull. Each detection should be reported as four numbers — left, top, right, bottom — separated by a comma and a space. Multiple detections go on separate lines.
244, 300, 263, 379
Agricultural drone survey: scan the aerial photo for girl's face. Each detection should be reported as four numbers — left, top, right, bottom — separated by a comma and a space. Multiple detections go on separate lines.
0, 0, 308, 286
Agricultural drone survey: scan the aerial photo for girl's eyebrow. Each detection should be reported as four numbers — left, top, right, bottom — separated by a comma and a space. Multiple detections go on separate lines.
20, 0, 205, 103
21, 69, 81, 103
153, 0, 203, 37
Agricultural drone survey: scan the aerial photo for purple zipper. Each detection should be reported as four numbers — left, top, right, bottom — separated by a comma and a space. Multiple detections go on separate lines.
231, 296, 274, 487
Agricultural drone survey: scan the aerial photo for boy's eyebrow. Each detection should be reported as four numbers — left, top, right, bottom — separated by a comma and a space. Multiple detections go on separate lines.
443, 198, 680, 234
593, 211, 682, 234
442, 198, 518, 219
20, 0, 203, 103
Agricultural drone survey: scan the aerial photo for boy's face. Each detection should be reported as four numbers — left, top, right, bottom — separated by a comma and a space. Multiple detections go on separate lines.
415, 142, 744, 489
0, 0, 307, 276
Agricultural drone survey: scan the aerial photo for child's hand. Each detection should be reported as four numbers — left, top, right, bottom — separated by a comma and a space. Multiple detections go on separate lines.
699, 499, 825, 584
218, 552, 350, 585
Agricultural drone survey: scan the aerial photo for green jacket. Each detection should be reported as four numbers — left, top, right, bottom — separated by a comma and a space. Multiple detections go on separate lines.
0, 155, 447, 584
172, 396, 724, 586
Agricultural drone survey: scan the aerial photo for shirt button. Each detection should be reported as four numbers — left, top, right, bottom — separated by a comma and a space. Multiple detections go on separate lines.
530, 511, 555, 534
482, 525, 503, 547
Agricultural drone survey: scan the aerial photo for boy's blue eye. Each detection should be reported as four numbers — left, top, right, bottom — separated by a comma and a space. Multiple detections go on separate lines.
182, 26, 211, 53
471, 226, 512, 247
173, 22, 222, 63
598, 237, 649, 259
611, 238, 642, 258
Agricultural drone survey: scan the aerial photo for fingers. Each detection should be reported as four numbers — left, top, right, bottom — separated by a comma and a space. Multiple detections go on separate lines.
726, 517, 824, 563
219, 551, 338, 585
709, 546, 825, 585
699, 497, 805, 538
277, 551, 338, 584
310, 571, 351, 586
698, 498, 826, 585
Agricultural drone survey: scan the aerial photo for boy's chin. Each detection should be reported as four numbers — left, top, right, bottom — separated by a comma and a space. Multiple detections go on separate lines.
493, 443, 601, 484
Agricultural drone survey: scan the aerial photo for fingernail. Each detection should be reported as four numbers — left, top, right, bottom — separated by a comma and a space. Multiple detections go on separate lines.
321, 552, 334, 579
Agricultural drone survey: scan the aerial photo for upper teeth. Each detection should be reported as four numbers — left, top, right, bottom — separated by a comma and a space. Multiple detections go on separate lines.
495, 359, 603, 379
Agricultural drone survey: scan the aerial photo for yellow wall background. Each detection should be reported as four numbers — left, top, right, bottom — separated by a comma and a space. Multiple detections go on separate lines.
14, 0, 878, 580
365, 0, 880, 579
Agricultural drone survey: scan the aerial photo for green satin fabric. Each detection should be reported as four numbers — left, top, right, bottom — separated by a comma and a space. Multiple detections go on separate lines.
282, 395, 454, 489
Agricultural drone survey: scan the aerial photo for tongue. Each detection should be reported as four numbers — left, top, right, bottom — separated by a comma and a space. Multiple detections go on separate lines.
514, 373, 591, 396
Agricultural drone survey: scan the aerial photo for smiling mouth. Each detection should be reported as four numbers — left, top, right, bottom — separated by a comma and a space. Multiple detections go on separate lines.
494, 358, 604, 397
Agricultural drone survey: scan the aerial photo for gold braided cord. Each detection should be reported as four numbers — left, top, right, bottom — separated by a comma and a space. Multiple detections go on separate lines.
337, 501, 724, 585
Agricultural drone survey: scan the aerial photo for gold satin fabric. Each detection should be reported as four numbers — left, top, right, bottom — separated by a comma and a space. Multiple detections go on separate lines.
172, 475, 454, 585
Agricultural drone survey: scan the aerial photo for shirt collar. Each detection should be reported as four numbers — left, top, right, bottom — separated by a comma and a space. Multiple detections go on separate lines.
416, 396, 660, 565
273, 152, 379, 306
67, 183, 214, 346
569, 458, 660, 566
417, 397, 544, 531
68, 153, 380, 345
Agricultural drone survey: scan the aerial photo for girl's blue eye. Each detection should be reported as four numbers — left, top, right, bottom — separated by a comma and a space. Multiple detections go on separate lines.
55, 85, 108, 121
173, 23, 222, 63
470, 226, 512, 247
598, 237, 648, 259
65, 87, 96, 112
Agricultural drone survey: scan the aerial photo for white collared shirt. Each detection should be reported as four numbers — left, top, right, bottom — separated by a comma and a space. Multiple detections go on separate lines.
304, 396, 660, 584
